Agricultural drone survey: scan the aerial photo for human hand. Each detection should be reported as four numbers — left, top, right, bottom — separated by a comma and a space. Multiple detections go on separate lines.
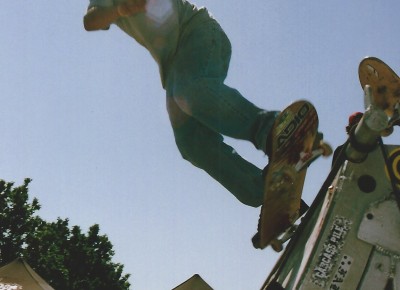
117, 0, 147, 17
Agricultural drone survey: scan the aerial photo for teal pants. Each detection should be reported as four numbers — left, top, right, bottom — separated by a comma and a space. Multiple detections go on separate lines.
165, 18, 278, 207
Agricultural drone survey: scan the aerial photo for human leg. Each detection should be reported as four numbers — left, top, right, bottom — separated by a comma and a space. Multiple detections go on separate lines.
168, 19, 279, 151
167, 96, 264, 207
165, 20, 278, 206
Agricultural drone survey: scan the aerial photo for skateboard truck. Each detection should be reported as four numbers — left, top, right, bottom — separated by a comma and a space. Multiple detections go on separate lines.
269, 200, 310, 252
388, 102, 400, 127
270, 224, 298, 252
346, 85, 388, 163
382, 102, 400, 136
295, 141, 333, 171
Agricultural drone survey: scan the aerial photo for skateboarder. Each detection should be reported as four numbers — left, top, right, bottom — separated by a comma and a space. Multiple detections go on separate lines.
83, 0, 280, 207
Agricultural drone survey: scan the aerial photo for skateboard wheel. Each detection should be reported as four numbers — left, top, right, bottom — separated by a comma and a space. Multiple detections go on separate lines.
270, 239, 283, 252
252, 232, 261, 249
381, 126, 394, 137
320, 142, 333, 157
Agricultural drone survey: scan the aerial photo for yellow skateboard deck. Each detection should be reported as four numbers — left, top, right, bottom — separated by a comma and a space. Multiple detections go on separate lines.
359, 57, 400, 122
253, 100, 321, 251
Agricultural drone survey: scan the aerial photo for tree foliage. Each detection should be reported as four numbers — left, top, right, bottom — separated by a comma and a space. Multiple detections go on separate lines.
0, 179, 131, 290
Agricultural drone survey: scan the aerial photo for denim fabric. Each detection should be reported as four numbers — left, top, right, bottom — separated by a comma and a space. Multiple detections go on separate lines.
165, 20, 279, 207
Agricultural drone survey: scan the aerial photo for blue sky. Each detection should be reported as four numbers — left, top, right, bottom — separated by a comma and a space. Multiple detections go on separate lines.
1, 1, 400, 289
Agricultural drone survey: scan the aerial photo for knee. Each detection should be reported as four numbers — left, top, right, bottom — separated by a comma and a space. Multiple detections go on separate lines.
172, 119, 202, 166
172, 79, 202, 115
174, 133, 195, 163
172, 78, 222, 113
173, 120, 222, 168
166, 96, 191, 128
167, 96, 207, 166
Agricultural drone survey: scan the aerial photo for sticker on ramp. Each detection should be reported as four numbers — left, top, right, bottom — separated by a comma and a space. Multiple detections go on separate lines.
385, 148, 400, 188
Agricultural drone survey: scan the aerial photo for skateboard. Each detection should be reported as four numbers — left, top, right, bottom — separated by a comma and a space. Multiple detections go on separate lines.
252, 100, 332, 251
359, 57, 400, 132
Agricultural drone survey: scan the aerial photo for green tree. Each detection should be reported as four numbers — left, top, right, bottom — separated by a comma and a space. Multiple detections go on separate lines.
0, 179, 131, 290
0, 179, 41, 263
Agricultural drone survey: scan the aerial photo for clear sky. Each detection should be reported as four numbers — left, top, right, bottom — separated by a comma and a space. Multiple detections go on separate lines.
1, 1, 400, 289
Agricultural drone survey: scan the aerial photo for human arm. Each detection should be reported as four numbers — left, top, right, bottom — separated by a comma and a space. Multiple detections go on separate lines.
83, 0, 147, 31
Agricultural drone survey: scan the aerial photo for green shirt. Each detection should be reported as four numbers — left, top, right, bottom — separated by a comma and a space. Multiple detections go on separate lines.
88, 0, 210, 87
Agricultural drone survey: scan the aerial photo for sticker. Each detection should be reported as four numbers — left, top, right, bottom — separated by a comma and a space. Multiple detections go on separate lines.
385, 148, 400, 188
277, 103, 310, 149
329, 255, 353, 290
311, 216, 352, 288
0, 283, 23, 290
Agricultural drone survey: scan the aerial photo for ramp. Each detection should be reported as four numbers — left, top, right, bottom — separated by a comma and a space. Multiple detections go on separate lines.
261, 144, 400, 290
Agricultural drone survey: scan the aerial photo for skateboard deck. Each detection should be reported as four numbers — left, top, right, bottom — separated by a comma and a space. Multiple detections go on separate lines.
359, 57, 400, 126
253, 100, 322, 251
